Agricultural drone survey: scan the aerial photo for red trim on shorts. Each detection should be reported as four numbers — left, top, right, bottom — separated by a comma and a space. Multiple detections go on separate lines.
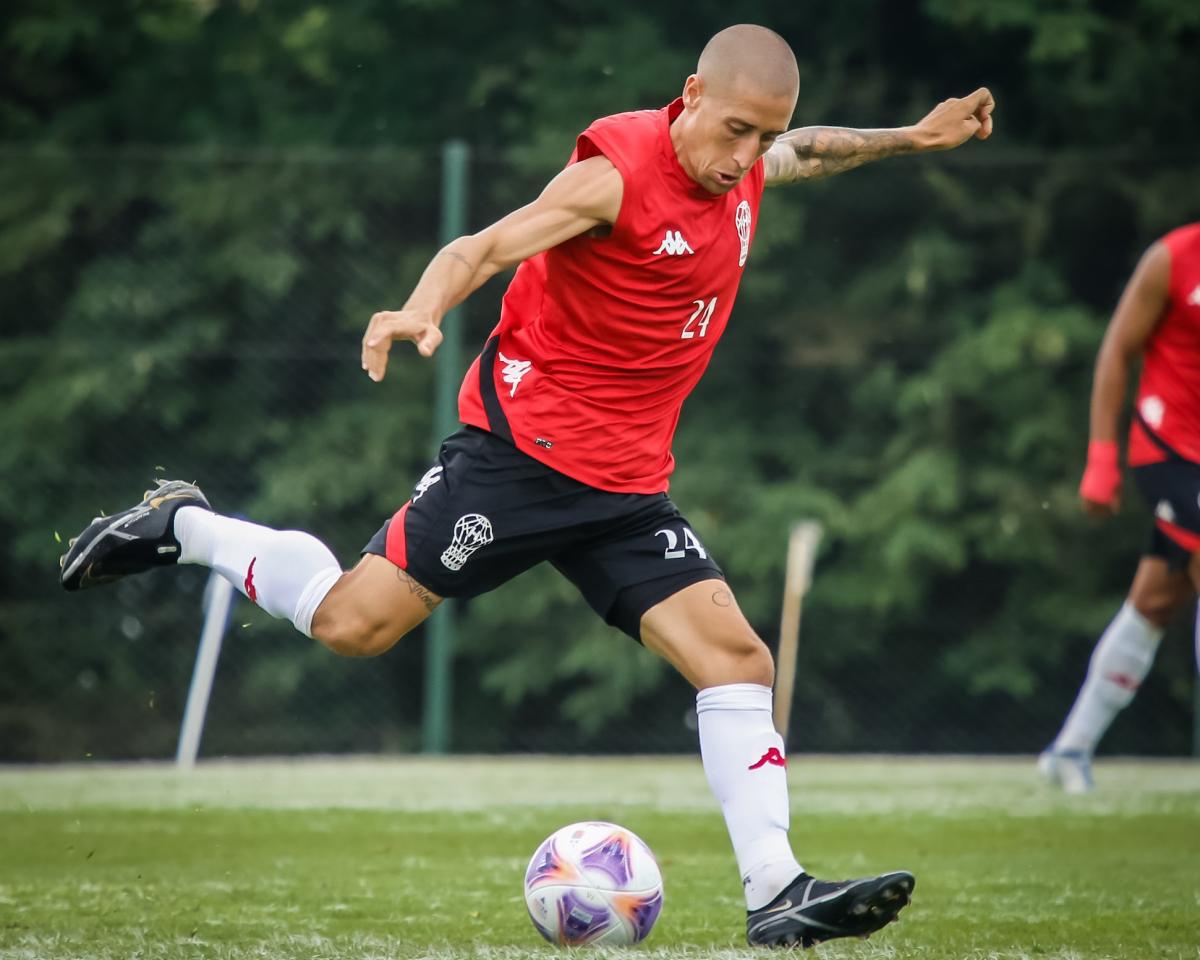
385, 500, 411, 568
1154, 515, 1200, 553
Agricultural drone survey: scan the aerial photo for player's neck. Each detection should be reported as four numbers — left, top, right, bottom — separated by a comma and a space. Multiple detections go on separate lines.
668, 111, 704, 187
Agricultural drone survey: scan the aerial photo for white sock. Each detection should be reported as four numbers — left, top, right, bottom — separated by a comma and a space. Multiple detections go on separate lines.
696, 683, 803, 910
1054, 601, 1163, 754
1195, 600, 1200, 675
174, 506, 342, 638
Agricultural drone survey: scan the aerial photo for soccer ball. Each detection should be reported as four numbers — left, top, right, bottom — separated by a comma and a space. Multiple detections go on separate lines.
523, 821, 664, 945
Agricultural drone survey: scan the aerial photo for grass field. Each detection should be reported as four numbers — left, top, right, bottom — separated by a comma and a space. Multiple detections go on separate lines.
1, 755, 1197, 959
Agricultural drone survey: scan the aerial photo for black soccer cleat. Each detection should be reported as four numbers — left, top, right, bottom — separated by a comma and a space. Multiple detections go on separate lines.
746, 870, 915, 948
59, 480, 211, 591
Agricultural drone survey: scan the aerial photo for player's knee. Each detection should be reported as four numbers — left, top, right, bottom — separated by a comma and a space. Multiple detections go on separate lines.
311, 608, 407, 658
1128, 582, 1186, 628
741, 636, 775, 687
714, 630, 774, 687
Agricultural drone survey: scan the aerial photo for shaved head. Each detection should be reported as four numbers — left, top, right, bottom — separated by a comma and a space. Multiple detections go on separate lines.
671, 24, 798, 194
697, 24, 798, 100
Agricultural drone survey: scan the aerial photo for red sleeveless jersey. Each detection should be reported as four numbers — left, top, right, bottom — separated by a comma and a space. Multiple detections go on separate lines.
1128, 223, 1200, 466
458, 98, 765, 493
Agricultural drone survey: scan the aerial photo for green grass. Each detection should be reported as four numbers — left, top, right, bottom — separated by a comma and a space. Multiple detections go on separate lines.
1, 756, 1198, 959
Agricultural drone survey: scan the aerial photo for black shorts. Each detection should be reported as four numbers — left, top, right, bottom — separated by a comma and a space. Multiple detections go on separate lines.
1132, 458, 1200, 569
363, 427, 724, 639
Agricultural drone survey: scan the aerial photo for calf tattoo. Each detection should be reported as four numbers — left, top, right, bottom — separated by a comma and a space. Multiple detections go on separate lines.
397, 568, 440, 611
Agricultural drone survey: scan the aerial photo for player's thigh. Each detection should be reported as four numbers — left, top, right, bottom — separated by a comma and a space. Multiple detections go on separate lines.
1127, 554, 1193, 626
311, 554, 440, 657
639, 579, 773, 690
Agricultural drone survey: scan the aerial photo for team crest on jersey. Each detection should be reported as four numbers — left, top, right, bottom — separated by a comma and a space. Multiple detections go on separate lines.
653, 230, 694, 256
735, 201, 752, 267
1188, 284, 1200, 307
1140, 395, 1165, 429
440, 513, 494, 571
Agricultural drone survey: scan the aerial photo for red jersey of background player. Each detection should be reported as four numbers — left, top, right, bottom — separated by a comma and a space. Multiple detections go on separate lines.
1127, 223, 1200, 466
458, 98, 765, 494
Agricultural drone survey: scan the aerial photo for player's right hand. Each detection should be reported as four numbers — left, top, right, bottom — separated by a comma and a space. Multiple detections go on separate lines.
1079, 440, 1121, 517
361, 309, 443, 381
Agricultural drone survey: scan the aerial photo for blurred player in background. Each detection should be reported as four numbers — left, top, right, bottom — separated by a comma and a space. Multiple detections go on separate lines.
1041, 223, 1200, 794
60, 25, 994, 947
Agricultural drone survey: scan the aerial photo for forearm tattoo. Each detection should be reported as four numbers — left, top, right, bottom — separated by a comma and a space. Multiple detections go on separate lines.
438, 250, 474, 270
764, 127, 917, 184
396, 568, 440, 611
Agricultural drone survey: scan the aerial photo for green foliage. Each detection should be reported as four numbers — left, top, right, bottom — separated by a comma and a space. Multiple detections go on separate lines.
2, 0, 1199, 759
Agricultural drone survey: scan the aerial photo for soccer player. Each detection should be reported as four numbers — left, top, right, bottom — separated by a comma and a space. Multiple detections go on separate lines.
60, 25, 994, 947
1040, 222, 1200, 795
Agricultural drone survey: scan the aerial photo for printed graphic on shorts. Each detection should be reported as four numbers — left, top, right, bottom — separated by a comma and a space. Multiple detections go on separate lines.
654, 526, 707, 560
440, 513, 495, 571
412, 465, 444, 501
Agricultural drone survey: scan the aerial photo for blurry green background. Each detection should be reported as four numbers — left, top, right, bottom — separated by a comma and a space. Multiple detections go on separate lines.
3, 0, 1199, 761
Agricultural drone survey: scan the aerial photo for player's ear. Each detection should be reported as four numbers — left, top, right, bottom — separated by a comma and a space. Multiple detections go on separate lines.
682, 74, 703, 110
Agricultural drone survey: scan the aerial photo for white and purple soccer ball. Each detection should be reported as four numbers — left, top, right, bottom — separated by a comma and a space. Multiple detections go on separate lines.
523, 821, 664, 946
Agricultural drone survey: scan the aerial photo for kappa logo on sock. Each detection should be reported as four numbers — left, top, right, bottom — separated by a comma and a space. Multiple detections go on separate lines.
748, 747, 787, 770
244, 557, 258, 604
1103, 670, 1140, 691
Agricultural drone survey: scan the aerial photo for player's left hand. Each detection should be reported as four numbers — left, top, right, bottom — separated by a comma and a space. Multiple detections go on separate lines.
361, 308, 443, 381
911, 88, 995, 151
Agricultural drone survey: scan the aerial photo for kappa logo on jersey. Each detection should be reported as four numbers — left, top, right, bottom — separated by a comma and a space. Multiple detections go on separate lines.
653, 230, 695, 256
440, 513, 494, 571
1188, 284, 1200, 307
1155, 499, 1177, 524
497, 350, 532, 397
735, 200, 752, 267
412, 465, 444, 502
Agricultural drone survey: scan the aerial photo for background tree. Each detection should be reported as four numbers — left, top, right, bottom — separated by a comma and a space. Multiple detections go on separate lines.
2, 0, 1198, 759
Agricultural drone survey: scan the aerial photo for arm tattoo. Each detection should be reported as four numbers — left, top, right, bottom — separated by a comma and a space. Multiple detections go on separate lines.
765, 127, 917, 186
396, 568, 441, 611
437, 250, 475, 270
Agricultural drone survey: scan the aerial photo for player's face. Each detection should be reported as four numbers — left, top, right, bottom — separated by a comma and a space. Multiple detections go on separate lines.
680, 75, 795, 194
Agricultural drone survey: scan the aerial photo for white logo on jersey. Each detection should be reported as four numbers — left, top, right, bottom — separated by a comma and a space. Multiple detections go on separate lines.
440, 513, 494, 571
653, 230, 694, 256
1187, 284, 1200, 307
1140, 395, 1165, 429
1156, 499, 1176, 524
497, 351, 532, 397
735, 201, 752, 267
412, 465, 443, 501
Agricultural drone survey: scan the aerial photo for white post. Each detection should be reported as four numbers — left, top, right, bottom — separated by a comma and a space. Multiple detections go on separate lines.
773, 521, 824, 742
176, 571, 236, 769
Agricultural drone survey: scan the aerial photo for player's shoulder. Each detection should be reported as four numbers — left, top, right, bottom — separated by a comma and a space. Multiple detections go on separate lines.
577, 106, 664, 172
1160, 222, 1200, 256
585, 106, 662, 137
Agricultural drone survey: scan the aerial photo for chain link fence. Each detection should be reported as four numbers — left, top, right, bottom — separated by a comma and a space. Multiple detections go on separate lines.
2, 145, 1196, 762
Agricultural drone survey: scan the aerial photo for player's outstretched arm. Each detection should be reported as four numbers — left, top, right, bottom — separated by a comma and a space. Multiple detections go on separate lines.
361, 156, 622, 381
1079, 241, 1171, 517
763, 87, 995, 186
